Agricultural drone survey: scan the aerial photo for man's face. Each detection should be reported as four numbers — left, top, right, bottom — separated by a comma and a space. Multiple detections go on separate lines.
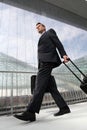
36, 24, 46, 34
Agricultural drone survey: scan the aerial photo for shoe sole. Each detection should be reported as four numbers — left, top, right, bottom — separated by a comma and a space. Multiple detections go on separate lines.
14, 115, 36, 122
54, 111, 71, 116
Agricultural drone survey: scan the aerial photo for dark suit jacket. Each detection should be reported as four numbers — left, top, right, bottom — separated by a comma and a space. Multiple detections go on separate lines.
38, 29, 67, 68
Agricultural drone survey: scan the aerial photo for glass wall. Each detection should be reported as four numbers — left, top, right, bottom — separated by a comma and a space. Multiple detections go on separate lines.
0, 3, 87, 69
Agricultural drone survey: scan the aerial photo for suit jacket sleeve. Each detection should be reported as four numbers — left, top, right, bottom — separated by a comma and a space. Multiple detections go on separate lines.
49, 29, 67, 58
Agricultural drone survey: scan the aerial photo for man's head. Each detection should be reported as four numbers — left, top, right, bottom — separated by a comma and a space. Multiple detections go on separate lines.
36, 22, 46, 34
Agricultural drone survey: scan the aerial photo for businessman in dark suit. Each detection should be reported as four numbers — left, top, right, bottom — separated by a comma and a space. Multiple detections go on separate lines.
14, 22, 70, 122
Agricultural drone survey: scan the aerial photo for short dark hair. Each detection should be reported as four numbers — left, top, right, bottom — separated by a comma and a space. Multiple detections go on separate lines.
36, 22, 45, 27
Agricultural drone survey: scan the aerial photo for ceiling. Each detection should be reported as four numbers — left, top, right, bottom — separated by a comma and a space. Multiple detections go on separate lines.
1, 0, 87, 30
45, 0, 87, 19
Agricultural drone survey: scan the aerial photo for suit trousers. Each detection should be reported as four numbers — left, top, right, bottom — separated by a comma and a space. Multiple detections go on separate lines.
27, 62, 68, 113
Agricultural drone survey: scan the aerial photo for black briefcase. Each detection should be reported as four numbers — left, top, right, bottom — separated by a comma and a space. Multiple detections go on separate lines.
63, 59, 87, 94
31, 75, 36, 94
31, 75, 55, 94
80, 74, 87, 93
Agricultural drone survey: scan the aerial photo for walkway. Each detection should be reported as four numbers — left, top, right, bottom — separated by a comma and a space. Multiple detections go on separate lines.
0, 102, 87, 130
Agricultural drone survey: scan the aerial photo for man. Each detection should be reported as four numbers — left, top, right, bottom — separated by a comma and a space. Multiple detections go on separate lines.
14, 22, 70, 122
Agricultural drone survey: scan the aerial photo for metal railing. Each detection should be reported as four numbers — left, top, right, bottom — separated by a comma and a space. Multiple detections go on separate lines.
0, 71, 87, 115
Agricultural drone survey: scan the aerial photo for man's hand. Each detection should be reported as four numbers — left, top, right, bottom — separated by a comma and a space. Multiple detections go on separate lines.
63, 55, 70, 63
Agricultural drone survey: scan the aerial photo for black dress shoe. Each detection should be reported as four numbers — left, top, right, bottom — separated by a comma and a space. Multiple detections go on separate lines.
14, 111, 36, 121
54, 108, 70, 116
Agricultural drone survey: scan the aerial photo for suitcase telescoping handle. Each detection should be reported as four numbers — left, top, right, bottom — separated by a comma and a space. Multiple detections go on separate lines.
63, 58, 87, 84
69, 59, 86, 78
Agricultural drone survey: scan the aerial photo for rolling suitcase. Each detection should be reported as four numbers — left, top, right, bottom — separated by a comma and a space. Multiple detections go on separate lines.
63, 59, 87, 94
31, 75, 55, 94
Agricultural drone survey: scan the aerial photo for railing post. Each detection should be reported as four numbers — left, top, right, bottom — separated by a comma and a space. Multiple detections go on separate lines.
10, 73, 13, 114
